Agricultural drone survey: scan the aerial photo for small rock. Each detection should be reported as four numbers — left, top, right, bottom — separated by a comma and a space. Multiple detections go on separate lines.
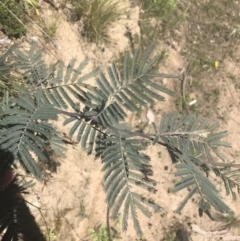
66, 3, 73, 9
146, 108, 155, 124
0, 37, 13, 46
26, 35, 38, 44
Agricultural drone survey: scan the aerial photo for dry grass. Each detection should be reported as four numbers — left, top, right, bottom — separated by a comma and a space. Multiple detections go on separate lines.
40, 14, 60, 40
72, 0, 125, 43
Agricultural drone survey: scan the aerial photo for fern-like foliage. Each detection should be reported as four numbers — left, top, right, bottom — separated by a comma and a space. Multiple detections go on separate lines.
173, 153, 233, 214
7, 42, 98, 110
151, 112, 239, 215
36, 58, 100, 109
0, 93, 61, 179
63, 44, 177, 154
101, 133, 163, 235
0, 45, 26, 97
88, 44, 176, 126
154, 112, 231, 162
1, 42, 240, 239
0, 91, 9, 113
213, 167, 240, 201
12, 43, 46, 87
0, 44, 14, 70
62, 114, 103, 155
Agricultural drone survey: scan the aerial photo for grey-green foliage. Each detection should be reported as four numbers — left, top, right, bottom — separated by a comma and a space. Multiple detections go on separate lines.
0, 42, 239, 238
101, 135, 162, 234
154, 113, 238, 214
0, 45, 26, 97
173, 154, 232, 214
0, 93, 61, 180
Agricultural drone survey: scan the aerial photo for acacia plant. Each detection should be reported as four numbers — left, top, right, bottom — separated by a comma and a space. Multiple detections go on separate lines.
0, 42, 239, 240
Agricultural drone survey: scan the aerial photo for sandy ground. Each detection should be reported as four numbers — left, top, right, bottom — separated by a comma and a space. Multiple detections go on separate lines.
2, 0, 240, 240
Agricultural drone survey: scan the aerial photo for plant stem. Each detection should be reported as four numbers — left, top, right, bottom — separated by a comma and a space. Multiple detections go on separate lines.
61, 110, 240, 169
60, 109, 181, 152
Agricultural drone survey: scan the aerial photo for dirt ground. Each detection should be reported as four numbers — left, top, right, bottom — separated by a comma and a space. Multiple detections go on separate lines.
2, 0, 240, 240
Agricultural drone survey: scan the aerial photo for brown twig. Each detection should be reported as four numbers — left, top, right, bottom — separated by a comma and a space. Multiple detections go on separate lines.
181, 62, 192, 114
61, 110, 240, 169
199, 158, 240, 168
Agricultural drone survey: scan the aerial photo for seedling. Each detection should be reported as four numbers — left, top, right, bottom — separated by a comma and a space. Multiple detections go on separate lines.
88, 224, 111, 241
48, 228, 57, 241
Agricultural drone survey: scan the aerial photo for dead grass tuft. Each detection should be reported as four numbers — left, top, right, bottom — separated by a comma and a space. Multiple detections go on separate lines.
72, 0, 125, 44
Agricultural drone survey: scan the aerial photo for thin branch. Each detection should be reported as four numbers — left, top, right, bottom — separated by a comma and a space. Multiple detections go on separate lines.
60, 110, 240, 169
60, 110, 182, 153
